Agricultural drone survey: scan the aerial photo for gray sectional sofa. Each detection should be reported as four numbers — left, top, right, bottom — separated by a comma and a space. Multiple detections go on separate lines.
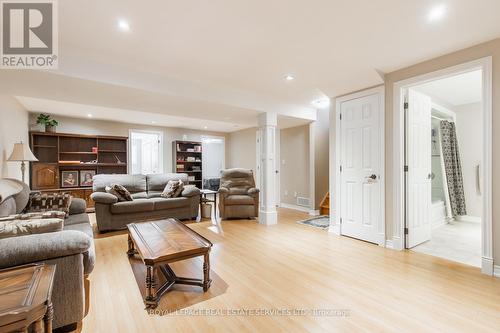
91, 173, 200, 232
0, 178, 94, 331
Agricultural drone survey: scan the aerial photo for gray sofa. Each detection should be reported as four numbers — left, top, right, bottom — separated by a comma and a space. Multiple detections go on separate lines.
91, 173, 200, 232
219, 168, 259, 219
0, 178, 95, 331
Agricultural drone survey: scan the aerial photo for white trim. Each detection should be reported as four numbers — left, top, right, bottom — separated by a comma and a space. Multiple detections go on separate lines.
128, 129, 164, 174
280, 202, 312, 213
309, 123, 316, 213
333, 85, 386, 246
385, 239, 394, 249
493, 265, 500, 278
309, 209, 320, 216
392, 57, 493, 275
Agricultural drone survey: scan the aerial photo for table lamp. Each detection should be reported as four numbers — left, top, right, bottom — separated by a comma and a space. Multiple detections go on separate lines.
7, 142, 38, 183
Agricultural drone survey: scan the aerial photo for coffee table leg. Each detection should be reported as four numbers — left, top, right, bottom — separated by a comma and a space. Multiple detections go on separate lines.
44, 301, 53, 332
127, 234, 136, 257
145, 265, 157, 308
203, 252, 211, 292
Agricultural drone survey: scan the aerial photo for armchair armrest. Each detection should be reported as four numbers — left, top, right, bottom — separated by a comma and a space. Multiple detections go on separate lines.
0, 230, 92, 268
182, 185, 200, 197
90, 192, 118, 204
69, 198, 87, 215
247, 188, 260, 196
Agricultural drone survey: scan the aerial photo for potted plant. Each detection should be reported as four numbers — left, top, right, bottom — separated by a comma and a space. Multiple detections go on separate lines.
36, 113, 59, 133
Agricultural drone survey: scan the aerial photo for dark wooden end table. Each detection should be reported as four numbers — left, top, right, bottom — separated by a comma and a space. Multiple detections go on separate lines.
0, 263, 55, 333
127, 218, 213, 309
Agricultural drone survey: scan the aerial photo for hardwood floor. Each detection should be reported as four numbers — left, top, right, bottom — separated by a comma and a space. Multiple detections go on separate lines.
79, 208, 500, 333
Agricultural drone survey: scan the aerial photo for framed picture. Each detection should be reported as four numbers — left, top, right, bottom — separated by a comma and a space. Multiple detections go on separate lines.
61, 170, 79, 188
80, 170, 96, 187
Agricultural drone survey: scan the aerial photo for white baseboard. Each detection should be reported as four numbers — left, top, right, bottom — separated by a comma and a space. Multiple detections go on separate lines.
456, 215, 481, 223
328, 223, 340, 235
309, 209, 320, 216
493, 265, 500, 278
385, 239, 394, 249
482, 257, 494, 275
279, 202, 311, 213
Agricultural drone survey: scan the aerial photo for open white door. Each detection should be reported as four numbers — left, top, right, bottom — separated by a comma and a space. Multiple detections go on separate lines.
340, 93, 382, 244
406, 89, 432, 248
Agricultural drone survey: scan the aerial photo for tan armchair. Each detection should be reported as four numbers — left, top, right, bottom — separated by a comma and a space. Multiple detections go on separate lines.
218, 168, 259, 219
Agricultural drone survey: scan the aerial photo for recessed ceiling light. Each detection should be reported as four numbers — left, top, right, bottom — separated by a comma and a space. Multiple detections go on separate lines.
312, 99, 330, 108
118, 19, 130, 31
151, 121, 156, 124
428, 4, 446, 22
203, 126, 208, 129
87, 113, 93, 118
284, 74, 295, 81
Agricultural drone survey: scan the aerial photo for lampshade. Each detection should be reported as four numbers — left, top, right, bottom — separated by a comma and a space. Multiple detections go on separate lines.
7, 142, 38, 162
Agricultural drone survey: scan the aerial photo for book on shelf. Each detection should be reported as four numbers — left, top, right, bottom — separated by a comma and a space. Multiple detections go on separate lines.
59, 160, 81, 164
194, 145, 202, 152
188, 176, 196, 181
176, 164, 184, 170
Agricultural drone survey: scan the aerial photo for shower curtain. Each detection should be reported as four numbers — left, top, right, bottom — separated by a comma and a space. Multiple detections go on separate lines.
440, 121, 467, 216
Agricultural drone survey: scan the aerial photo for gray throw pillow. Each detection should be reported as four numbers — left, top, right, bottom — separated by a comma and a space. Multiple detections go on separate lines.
0, 218, 64, 239
161, 180, 184, 198
105, 184, 133, 202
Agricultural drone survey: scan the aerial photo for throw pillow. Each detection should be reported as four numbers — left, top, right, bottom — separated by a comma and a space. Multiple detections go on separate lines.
105, 184, 133, 202
0, 211, 66, 222
161, 180, 184, 198
27, 192, 72, 217
0, 218, 64, 239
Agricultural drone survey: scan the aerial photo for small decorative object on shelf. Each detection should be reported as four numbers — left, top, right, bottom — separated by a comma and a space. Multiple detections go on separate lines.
92, 146, 98, 153
36, 113, 59, 133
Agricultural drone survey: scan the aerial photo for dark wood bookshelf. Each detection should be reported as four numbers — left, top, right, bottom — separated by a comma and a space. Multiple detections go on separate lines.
29, 131, 128, 208
172, 140, 202, 185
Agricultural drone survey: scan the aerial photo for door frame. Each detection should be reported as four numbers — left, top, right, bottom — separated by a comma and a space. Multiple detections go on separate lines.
332, 85, 386, 246
392, 57, 493, 275
128, 129, 164, 174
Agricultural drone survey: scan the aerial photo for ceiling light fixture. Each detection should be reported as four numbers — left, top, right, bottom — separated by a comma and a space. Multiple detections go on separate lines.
151, 121, 156, 124
203, 126, 208, 129
428, 4, 446, 22
87, 113, 93, 118
312, 98, 330, 108
118, 19, 130, 31
284, 74, 295, 81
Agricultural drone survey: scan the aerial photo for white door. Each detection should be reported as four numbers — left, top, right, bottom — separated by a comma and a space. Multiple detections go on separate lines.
406, 89, 432, 248
201, 136, 225, 184
130, 130, 163, 174
340, 93, 382, 243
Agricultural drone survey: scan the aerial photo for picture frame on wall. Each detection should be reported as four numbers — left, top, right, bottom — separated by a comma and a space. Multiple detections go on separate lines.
61, 170, 79, 188
80, 170, 96, 187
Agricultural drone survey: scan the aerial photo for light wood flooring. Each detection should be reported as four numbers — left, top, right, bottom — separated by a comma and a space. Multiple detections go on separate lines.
77, 208, 500, 333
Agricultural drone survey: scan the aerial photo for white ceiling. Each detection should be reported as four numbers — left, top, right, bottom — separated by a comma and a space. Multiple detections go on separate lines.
3, 0, 500, 131
414, 70, 482, 106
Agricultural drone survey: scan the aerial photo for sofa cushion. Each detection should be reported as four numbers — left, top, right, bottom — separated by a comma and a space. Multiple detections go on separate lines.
105, 184, 133, 202
93, 174, 147, 195
146, 173, 189, 193
0, 218, 64, 239
27, 192, 72, 217
150, 197, 189, 210
225, 195, 255, 205
64, 213, 90, 226
110, 199, 154, 214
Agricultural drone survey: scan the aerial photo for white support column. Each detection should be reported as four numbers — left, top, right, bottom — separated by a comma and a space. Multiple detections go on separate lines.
258, 112, 278, 225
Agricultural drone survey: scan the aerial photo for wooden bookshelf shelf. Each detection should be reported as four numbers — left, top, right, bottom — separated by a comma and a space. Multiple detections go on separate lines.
172, 140, 203, 185
30, 131, 128, 208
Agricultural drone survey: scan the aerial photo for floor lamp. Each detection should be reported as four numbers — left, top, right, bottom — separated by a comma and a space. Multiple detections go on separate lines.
7, 142, 38, 183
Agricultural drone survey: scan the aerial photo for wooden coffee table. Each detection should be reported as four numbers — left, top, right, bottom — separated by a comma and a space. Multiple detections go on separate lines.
126, 218, 213, 308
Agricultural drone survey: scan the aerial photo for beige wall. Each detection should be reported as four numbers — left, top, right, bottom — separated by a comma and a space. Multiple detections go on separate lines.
227, 127, 257, 171
0, 96, 29, 183
280, 125, 310, 205
314, 108, 329, 208
383, 38, 500, 261
455, 102, 483, 218
28, 114, 230, 174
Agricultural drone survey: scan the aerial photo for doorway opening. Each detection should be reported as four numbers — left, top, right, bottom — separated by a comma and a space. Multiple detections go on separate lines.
393, 57, 492, 274
129, 130, 163, 175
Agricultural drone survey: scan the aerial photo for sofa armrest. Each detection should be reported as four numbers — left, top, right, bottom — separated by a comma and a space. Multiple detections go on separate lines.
0, 230, 92, 269
90, 192, 118, 204
69, 198, 87, 215
218, 187, 229, 194
182, 185, 200, 197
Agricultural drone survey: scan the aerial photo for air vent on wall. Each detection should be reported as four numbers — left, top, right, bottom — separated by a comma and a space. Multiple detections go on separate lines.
297, 197, 310, 207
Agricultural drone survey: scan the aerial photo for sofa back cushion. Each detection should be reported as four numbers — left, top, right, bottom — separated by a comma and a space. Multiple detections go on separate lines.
93, 174, 147, 199
146, 173, 188, 198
